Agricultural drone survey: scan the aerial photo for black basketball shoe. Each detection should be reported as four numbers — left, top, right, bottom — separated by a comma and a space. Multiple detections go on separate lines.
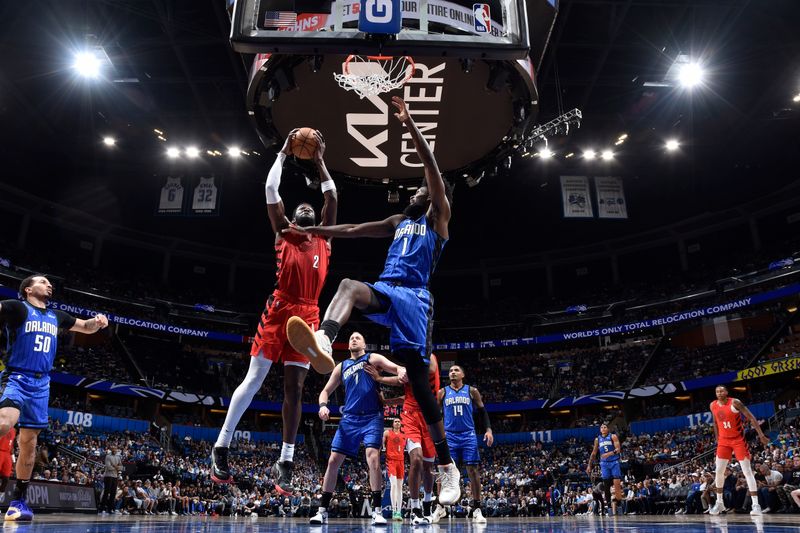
211, 446, 232, 484
272, 461, 295, 496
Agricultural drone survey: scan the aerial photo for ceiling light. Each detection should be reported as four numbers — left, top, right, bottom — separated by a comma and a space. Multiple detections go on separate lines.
793, 93, 800, 103
73, 51, 102, 78
102, 136, 116, 147
565, 152, 575, 159
157, 135, 166, 142
678, 62, 704, 88
539, 148, 553, 159
153, 128, 164, 135
618, 133, 628, 141
665, 139, 680, 151
583, 150, 596, 160
185, 146, 200, 158
228, 146, 242, 158
166, 147, 180, 158
614, 139, 624, 146
601, 150, 614, 161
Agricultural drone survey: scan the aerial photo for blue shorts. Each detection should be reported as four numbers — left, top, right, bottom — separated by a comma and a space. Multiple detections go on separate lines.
0, 372, 50, 429
364, 281, 433, 362
446, 430, 480, 466
600, 460, 621, 480
331, 412, 384, 458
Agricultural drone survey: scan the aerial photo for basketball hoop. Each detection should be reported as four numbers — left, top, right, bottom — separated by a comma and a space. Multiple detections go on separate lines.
334, 55, 415, 99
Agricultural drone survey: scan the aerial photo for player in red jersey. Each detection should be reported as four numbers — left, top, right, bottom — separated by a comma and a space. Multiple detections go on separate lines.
383, 418, 407, 521
211, 130, 337, 494
0, 426, 15, 492
709, 384, 769, 516
368, 353, 440, 524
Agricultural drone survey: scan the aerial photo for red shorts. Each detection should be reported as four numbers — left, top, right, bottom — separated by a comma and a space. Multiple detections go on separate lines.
251, 297, 319, 366
0, 452, 12, 477
717, 438, 750, 461
401, 409, 435, 461
386, 458, 404, 479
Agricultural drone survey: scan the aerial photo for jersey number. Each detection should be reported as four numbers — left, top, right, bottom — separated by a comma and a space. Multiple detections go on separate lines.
197, 189, 213, 202
33, 335, 51, 353
400, 237, 409, 256
313, 255, 320, 269
722, 421, 732, 429
167, 189, 177, 202
365, 0, 393, 23
454, 405, 464, 417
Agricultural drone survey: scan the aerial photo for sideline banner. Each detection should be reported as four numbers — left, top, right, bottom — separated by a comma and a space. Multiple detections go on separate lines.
0, 481, 96, 512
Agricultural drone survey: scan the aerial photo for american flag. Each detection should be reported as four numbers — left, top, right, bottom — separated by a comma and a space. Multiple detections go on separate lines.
263, 11, 297, 29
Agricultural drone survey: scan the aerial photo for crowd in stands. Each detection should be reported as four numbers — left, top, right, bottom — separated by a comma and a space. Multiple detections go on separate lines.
54, 342, 135, 384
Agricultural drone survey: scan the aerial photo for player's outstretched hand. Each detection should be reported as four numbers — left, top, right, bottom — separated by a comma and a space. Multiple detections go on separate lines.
319, 405, 330, 421
281, 128, 300, 155
94, 314, 109, 330
396, 366, 407, 384
484, 430, 494, 447
281, 223, 309, 237
391, 96, 410, 123
313, 130, 326, 162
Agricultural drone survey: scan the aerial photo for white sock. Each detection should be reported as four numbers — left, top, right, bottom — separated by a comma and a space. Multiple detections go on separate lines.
280, 442, 295, 463
215, 357, 272, 448
751, 495, 759, 506
410, 498, 420, 509
423, 491, 432, 503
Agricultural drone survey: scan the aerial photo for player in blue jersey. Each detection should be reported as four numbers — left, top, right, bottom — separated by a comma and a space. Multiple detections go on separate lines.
0, 275, 108, 521
586, 423, 623, 515
437, 365, 493, 524
285, 96, 462, 505
309, 332, 405, 526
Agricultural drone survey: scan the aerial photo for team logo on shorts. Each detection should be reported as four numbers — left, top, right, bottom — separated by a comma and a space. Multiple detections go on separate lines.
473, 3, 491, 33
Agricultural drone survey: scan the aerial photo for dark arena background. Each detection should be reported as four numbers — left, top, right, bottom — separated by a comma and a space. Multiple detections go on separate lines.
1, 0, 800, 532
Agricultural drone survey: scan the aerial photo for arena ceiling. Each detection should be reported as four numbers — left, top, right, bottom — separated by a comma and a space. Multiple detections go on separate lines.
1, 0, 799, 259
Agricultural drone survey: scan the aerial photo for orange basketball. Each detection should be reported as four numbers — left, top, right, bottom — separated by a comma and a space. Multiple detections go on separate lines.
290, 127, 318, 160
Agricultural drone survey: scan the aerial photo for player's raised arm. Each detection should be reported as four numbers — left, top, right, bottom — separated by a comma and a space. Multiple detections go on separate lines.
732, 398, 770, 445
265, 130, 299, 235
70, 313, 109, 334
367, 354, 406, 383
287, 214, 405, 239
318, 363, 343, 421
314, 131, 338, 229
391, 96, 451, 234
363, 363, 405, 388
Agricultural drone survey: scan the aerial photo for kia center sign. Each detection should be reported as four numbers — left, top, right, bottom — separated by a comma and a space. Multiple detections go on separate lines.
0, 481, 97, 512
248, 54, 537, 181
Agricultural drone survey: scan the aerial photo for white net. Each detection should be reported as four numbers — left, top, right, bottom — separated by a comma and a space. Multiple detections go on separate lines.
334, 55, 415, 99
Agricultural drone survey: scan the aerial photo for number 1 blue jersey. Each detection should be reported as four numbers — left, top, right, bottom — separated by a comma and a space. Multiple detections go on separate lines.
379, 215, 447, 288
443, 384, 474, 432
5, 302, 60, 374
341, 354, 381, 415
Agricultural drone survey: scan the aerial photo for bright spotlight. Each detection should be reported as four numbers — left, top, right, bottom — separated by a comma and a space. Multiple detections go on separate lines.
665, 139, 680, 151
583, 150, 596, 160
678, 62, 704, 88
185, 146, 200, 158
601, 150, 614, 161
166, 147, 180, 158
539, 148, 553, 159
228, 146, 242, 158
73, 51, 102, 78
793, 93, 800, 103
102, 136, 116, 147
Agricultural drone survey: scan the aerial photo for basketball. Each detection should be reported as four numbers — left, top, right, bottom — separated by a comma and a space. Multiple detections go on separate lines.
290, 127, 318, 160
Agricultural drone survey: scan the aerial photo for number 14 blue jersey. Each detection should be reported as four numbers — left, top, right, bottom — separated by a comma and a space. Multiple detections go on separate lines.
444, 384, 473, 432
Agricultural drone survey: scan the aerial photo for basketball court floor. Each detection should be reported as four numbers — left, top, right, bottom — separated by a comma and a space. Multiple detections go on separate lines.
13, 515, 800, 533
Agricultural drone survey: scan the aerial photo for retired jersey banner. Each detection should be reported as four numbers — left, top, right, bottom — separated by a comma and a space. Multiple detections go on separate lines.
560, 176, 594, 218
158, 176, 184, 214
595, 176, 628, 219
191, 176, 220, 215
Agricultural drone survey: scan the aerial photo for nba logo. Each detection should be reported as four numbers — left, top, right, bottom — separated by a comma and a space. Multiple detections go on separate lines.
473, 3, 491, 33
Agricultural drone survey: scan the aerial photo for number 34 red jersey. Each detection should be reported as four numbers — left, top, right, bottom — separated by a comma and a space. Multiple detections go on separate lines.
711, 399, 745, 441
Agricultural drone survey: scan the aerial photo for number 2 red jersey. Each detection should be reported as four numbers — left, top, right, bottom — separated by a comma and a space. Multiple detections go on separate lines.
274, 233, 330, 302
711, 399, 745, 441
385, 431, 407, 462
403, 354, 439, 411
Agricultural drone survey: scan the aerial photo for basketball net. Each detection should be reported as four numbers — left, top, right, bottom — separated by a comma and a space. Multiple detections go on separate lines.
334, 55, 415, 99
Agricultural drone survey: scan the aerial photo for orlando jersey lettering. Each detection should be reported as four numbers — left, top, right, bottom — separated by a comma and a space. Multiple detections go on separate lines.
341, 354, 381, 415
598, 433, 619, 463
379, 215, 446, 287
6, 302, 61, 374
443, 384, 473, 433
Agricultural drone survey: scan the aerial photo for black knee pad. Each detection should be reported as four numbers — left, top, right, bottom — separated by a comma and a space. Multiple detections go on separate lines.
399, 350, 442, 425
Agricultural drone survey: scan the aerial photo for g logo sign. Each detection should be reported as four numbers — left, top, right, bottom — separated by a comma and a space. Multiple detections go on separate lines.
366, 0, 392, 23
358, 0, 401, 34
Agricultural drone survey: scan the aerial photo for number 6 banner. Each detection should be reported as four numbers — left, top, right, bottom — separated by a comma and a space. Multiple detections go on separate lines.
358, 0, 402, 34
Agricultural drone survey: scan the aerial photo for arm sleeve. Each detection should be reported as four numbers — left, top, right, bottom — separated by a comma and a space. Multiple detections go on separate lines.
265, 153, 287, 205
0, 300, 27, 327
474, 406, 491, 433
54, 310, 77, 330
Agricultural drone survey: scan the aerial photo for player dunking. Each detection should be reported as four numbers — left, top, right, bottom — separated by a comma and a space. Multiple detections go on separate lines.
368, 353, 441, 523
310, 332, 404, 526
383, 418, 407, 521
437, 364, 493, 524
709, 384, 769, 516
211, 130, 337, 494
0, 275, 109, 521
586, 423, 622, 515
285, 96, 461, 505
